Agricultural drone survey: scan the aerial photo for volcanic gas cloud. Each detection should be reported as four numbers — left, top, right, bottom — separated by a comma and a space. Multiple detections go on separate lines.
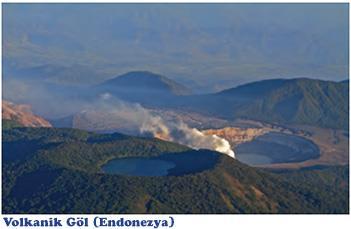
93, 94, 236, 158
141, 118, 235, 158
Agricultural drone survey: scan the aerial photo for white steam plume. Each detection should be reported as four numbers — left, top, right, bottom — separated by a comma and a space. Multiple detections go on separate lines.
97, 93, 235, 158
141, 120, 235, 158
120, 107, 236, 158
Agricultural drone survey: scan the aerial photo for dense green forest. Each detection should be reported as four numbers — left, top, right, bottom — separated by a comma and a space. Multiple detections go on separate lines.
2, 126, 349, 213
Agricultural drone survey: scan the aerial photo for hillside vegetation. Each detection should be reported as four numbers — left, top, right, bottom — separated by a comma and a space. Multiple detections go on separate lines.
2, 126, 348, 213
211, 78, 349, 130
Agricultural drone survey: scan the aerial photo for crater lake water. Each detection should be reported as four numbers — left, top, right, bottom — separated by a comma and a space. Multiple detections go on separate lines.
236, 153, 273, 166
236, 132, 320, 166
102, 158, 176, 176
102, 150, 220, 177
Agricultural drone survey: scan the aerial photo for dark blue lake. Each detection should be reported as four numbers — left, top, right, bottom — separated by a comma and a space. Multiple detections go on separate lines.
236, 132, 320, 166
102, 150, 220, 177
102, 158, 175, 176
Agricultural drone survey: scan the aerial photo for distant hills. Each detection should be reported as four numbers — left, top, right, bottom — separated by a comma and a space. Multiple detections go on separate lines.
58, 73, 349, 131
211, 78, 349, 130
2, 126, 349, 213
99, 71, 191, 96
6, 64, 107, 86
3, 4, 348, 90
3, 70, 349, 130
340, 79, 349, 84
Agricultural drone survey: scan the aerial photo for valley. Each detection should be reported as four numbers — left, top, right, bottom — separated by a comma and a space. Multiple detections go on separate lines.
50, 102, 348, 169
1, 70, 349, 214
3, 72, 349, 169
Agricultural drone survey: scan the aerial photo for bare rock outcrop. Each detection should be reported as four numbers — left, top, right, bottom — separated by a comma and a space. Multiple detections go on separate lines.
2, 100, 52, 127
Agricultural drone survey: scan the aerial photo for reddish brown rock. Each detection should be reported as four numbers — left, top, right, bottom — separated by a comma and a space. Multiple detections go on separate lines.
2, 100, 52, 127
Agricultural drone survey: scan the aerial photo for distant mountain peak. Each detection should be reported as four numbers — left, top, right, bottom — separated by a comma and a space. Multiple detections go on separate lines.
99, 71, 192, 96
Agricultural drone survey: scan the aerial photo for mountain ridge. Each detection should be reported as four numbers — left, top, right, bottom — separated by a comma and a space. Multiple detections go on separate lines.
195, 78, 349, 130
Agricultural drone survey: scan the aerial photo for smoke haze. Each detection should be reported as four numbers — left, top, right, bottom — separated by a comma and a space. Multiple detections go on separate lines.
99, 93, 235, 158
3, 77, 235, 158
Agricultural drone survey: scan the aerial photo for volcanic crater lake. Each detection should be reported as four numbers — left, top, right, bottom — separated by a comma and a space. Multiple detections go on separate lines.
102, 150, 220, 177
235, 132, 320, 166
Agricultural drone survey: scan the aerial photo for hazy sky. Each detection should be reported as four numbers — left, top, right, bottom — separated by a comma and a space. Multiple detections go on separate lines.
3, 3, 349, 92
